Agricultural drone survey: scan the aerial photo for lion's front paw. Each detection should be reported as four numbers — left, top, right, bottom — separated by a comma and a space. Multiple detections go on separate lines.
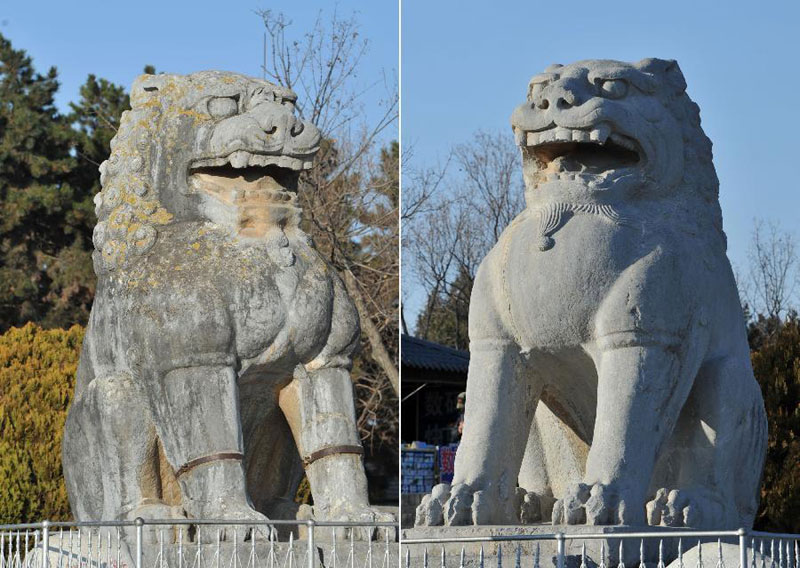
414, 484, 451, 526
646, 488, 724, 528
443, 482, 491, 525
189, 502, 271, 541
416, 482, 523, 526
552, 483, 631, 525
306, 503, 396, 541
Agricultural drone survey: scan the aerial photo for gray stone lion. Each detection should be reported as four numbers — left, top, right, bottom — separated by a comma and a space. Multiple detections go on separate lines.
416, 59, 766, 529
62, 71, 391, 533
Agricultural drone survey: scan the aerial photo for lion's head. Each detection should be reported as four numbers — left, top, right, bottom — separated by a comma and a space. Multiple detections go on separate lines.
92, 71, 321, 273
510, 58, 723, 248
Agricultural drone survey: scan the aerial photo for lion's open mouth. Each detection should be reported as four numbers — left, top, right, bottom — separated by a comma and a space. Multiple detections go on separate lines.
523, 125, 643, 187
188, 152, 303, 237
188, 152, 300, 207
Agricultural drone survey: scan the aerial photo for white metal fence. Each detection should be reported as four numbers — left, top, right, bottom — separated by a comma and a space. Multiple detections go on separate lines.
401, 529, 800, 568
0, 519, 399, 568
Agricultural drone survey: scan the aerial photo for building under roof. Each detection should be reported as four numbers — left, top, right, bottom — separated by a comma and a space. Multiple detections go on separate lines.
401, 334, 469, 445
401, 334, 469, 375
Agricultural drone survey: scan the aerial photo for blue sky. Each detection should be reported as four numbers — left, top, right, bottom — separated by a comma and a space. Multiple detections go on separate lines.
402, 0, 800, 325
1, 1, 397, 131
4, 1, 799, 331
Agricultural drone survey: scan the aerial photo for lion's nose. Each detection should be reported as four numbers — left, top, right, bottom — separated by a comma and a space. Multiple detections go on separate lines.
533, 82, 583, 110
287, 116, 320, 151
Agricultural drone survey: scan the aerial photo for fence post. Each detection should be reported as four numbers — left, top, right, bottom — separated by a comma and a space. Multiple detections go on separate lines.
738, 528, 748, 568
135, 518, 144, 568
41, 521, 49, 568
556, 533, 566, 568
307, 520, 315, 568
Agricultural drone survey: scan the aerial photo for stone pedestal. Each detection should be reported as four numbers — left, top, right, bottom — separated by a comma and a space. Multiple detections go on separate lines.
401, 525, 734, 567
27, 533, 399, 568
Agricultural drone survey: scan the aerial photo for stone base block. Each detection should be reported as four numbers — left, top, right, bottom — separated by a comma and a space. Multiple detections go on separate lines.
27, 535, 399, 568
401, 525, 737, 567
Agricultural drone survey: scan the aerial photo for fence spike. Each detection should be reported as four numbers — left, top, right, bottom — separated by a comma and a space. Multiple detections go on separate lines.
348, 530, 354, 568
640, 539, 646, 568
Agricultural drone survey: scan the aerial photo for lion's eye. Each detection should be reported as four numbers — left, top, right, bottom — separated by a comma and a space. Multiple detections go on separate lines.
598, 79, 628, 99
207, 96, 239, 119
528, 82, 546, 101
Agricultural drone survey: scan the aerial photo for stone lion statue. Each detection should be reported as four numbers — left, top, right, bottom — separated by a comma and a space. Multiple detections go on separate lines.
416, 59, 767, 529
62, 71, 392, 534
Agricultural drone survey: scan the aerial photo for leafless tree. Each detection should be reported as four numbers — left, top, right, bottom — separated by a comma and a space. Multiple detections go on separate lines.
258, 9, 398, 447
454, 130, 525, 242
403, 129, 524, 345
746, 219, 799, 320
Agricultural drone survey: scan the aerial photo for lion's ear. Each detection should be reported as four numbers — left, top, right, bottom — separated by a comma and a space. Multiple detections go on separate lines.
635, 58, 687, 94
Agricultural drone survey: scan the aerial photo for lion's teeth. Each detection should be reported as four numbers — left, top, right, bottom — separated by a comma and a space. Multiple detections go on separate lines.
590, 124, 611, 143
572, 130, 590, 142
539, 130, 556, 144
229, 151, 249, 168
554, 127, 571, 141
526, 132, 540, 146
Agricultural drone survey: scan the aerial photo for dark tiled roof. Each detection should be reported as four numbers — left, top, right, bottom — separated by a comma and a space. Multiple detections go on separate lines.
401, 334, 470, 373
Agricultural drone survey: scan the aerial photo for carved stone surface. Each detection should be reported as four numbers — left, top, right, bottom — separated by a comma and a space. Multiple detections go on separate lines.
415, 59, 767, 529
62, 71, 392, 531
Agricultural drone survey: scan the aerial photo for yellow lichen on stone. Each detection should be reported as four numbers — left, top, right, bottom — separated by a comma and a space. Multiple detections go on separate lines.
177, 108, 211, 123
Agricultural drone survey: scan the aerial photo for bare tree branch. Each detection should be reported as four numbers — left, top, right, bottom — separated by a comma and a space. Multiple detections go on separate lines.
748, 219, 799, 320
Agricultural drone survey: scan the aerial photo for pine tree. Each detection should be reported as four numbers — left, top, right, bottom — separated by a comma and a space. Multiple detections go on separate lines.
0, 34, 143, 331
0, 33, 79, 331
68, 74, 129, 202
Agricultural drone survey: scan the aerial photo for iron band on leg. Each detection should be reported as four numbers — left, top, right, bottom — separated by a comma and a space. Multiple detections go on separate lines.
302, 445, 364, 468
175, 452, 245, 478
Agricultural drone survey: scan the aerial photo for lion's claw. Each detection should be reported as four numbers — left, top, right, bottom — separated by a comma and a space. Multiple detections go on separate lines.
307, 503, 396, 541
646, 488, 724, 528
552, 483, 630, 525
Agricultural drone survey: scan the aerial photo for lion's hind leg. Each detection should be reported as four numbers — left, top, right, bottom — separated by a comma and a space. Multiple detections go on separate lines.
63, 372, 181, 523
647, 354, 767, 528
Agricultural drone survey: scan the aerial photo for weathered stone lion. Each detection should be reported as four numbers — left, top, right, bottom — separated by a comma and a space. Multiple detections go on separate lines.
416, 59, 767, 529
62, 71, 391, 533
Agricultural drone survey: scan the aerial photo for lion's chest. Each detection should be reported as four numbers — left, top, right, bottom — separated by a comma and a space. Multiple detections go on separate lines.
500, 213, 641, 350
121, 230, 338, 369
225, 243, 335, 361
